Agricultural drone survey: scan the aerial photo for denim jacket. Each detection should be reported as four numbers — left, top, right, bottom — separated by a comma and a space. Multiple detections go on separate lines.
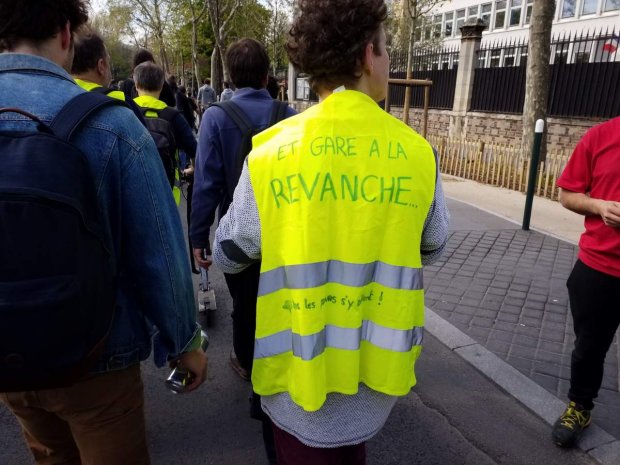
0, 54, 199, 372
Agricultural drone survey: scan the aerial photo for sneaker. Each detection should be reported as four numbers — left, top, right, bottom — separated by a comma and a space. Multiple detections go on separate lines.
552, 401, 592, 448
230, 351, 251, 381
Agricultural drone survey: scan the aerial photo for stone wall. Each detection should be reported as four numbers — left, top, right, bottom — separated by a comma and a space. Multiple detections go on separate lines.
288, 101, 601, 153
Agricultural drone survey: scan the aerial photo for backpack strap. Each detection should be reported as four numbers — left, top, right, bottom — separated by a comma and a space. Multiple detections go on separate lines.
212, 101, 253, 135
140, 105, 179, 121
269, 101, 289, 126
49, 92, 126, 141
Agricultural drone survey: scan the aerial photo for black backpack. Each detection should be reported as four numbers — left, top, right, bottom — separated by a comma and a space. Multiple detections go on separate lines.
212, 100, 289, 200
140, 106, 179, 189
0, 92, 122, 391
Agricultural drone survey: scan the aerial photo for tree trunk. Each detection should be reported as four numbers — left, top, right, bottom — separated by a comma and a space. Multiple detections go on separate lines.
211, 46, 223, 95
220, 44, 229, 84
522, 0, 555, 160
192, 21, 201, 85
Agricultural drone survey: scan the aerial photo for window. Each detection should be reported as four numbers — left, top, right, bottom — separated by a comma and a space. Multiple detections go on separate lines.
481, 3, 492, 29
424, 16, 433, 40
414, 24, 423, 41
573, 41, 594, 63
296, 78, 310, 100
509, 0, 522, 26
477, 50, 488, 68
456, 9, 466, 36
444, 12, 454, 37
604, 0, 620, 11
520, 48, 528, 67
581, 0, 597, 14
524, 0, 534, 24
504, 48, 516, 66
561, 0, 576, 18
490, 49, 501, 67
553, 44, 569, 64
441, 54, 451, 70
433, 15, 442, 38
466, 5, 479, 19
494, 1, 507, 30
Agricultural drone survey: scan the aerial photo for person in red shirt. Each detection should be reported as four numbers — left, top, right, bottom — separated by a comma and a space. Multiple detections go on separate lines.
553, 116, 620, 448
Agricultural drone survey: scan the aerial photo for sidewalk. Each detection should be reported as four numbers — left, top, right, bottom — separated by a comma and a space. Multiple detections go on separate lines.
425, 176, 620, 463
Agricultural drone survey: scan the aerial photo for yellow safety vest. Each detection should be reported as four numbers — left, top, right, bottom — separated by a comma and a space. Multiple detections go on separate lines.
74, 78, 126, 101
248, 90, 437, 412
134, 95, 182, 205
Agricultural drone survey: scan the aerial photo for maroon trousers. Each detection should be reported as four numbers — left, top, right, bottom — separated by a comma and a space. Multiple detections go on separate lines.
271, 421, 366, 465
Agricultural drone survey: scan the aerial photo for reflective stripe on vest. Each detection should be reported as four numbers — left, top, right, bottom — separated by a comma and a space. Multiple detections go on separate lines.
254, 321, 424, 360
258, 259, 423, 297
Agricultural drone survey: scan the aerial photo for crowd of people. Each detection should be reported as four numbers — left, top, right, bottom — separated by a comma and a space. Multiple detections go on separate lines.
0, 0, 618, 464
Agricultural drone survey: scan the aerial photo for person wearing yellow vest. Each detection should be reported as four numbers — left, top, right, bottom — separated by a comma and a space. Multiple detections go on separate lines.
213, 0, 450, 463
71, 27, 147, 126
133, 62, 197, 206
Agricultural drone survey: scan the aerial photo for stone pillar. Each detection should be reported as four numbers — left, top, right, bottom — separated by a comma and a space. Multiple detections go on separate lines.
450, 18, 487, 138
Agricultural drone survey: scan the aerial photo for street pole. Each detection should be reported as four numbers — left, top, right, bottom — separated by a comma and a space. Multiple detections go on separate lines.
522, 119, 545, 231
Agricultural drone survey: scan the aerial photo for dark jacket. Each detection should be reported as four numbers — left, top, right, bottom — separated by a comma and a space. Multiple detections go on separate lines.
176, 90, 196, 129
189, 88, 296, 249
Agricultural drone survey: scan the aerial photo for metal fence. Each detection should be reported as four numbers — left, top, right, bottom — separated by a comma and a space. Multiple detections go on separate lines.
470, 29, 620, 118
388, 46, 459, 109
428, 135, 570, 201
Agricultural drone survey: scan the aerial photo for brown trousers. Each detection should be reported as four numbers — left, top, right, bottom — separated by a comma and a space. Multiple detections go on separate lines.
1, 364, 149, 465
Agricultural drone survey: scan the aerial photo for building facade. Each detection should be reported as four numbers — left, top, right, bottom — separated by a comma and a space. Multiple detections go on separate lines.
428, 0, 619, 46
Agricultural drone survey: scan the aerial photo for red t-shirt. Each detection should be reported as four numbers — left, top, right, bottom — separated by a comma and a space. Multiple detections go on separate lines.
557, 116, 620, 277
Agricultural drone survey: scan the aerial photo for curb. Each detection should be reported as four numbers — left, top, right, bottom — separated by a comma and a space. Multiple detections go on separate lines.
425, 307, 620, 465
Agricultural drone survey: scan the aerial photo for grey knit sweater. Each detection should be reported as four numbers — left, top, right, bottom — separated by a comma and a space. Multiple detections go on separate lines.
214, 153, 450, 448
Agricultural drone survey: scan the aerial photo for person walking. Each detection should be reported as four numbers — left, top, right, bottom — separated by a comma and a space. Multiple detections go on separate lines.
552, 116, 620, 448
71, 26, 146, 124
219, 81, 234, 102
212, 1, 449, 463
190, 38, 295, 464
197, 78, 217, 112
0, 2, 206, 464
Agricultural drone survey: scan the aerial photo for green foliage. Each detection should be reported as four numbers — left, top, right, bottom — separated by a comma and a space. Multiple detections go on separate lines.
90, 0, 289, 81
91, 5, 137, 79
227, 0, 271, 45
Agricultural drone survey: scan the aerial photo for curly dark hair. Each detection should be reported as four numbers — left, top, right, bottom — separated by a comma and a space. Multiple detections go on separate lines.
286, 0, 387, 92
0, 0, 89, 51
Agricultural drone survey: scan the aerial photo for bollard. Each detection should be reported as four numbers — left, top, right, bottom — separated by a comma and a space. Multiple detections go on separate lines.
522, 119, 545, 231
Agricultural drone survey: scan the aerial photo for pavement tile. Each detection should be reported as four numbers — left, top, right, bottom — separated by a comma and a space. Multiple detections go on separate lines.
496, 312, 520, 323
471, 316, 495, 328
488, 329, 514, 342
424, 226, 620, 442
